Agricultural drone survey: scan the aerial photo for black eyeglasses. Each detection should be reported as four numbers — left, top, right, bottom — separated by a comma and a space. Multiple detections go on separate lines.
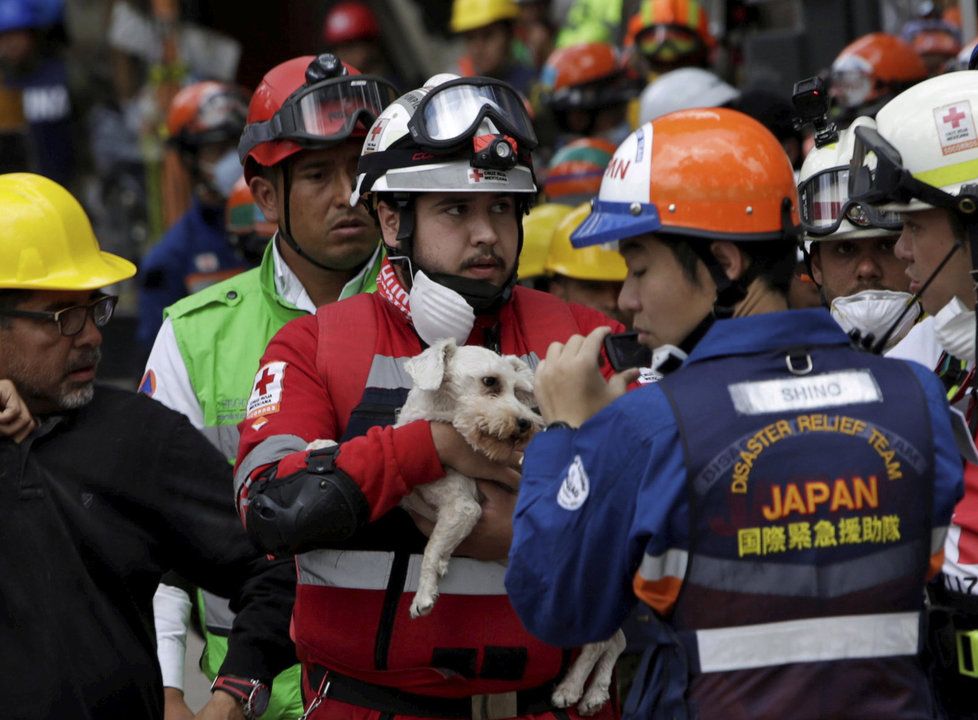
0, 295, 118, 337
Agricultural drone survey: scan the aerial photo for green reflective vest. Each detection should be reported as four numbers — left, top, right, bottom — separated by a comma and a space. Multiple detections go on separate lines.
164, 241, 383, 719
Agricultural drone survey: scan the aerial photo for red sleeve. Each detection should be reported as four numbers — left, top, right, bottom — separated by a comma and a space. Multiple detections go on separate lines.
568, 302, 627, 381
235, 314, 445, 522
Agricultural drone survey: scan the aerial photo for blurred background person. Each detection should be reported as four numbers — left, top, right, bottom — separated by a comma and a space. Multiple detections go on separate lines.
829, 32, 927, 124
623, 0, 716, 80
321, 0, 400, 86
450, 0, 536, 95
224, 174, 275, 267
136, 81, 250, 352
518, 201, 572, 290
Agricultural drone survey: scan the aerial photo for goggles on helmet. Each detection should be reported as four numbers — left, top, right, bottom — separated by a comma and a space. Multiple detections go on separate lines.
848, 124, 978, 215
238, 74, 398, 163
799, 165, 902, 235
830, 56, 874, 110
635, 25, 703, 63
407, 77, 538, 151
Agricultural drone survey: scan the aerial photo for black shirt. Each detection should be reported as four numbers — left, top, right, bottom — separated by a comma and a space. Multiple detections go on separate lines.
0, 386, 295, 719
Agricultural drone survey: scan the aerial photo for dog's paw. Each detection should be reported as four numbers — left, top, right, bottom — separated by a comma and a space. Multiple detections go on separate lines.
305, 438, 337, 451
409, 592, 437, 618
576, 687, 610, 716
550, 683, 582, 709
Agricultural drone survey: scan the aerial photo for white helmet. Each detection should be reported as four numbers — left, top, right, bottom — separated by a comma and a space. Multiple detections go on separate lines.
798, 116, 902, 245
350, 73, 537, 206
637, 67, 739, 126
849, 70, 978, 215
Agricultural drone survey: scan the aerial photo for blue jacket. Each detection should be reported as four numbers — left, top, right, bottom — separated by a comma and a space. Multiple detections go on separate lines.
506, 309, 962, 718
137, 199, 248, 349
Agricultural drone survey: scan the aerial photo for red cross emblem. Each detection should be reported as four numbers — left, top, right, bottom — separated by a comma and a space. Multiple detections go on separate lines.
469, 168, 484, 182
254, 367, 276, 395
370, 120, 386, 141
943, 106, 967, 129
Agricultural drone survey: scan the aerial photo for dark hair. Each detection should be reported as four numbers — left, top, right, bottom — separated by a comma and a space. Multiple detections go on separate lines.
666, 235, 794, 296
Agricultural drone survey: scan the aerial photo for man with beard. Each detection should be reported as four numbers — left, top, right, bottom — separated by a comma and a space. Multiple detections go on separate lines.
0, 172, 295, 720
142, 54, 394, 720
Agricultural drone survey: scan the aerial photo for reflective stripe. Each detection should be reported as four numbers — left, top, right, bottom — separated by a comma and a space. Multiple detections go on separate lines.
932, 526, 948, 555
914, 157, 978, 191
365, 353, 540, 391
201, 589, 235, 634
687, 540, 926, 598
297, 549, 508, 595
234, 433, 309, 496
695, 611, 920, 673
200, 424, 241, 463
637, 548, 688, 582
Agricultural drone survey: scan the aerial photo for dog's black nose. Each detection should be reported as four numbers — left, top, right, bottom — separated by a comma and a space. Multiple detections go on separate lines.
517, 418, 531, 433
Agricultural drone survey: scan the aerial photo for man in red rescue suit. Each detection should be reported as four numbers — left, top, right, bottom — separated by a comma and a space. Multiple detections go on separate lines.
233, 74, 628, 719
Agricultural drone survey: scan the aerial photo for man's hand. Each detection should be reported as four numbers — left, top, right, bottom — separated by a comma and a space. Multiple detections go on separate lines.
163, 688, 195, 720
0, 379, 36, 443
535, 327, 639, 427
430, 422, 521, 490
194, 690, 245, 720
411, 479, 517, 561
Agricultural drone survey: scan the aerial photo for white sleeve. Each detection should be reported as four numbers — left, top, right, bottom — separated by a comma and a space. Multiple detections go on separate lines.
143, 317, 205, 429
146, 318, 202, 691
153, 583, 193, 690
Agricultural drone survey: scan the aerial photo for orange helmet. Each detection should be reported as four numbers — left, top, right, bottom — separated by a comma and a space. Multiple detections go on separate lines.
225, 175, 275, 263
625, 0, 714, 70
830, 33, 927, 111
572, 109, 798, 246
323, 1, 381, 45
226, 175, 276, 237
166, 81, 249, 153
543, 137, 616, 203
540, 43, 635, 113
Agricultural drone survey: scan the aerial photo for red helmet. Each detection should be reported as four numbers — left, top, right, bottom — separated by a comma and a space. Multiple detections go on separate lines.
166, 81, 249, 153
239, 53, 398, 179
323, 1, 380, 45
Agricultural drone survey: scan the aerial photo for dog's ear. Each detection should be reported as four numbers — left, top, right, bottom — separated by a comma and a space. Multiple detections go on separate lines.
507, 355, 535, 393
405, 339, 457, 391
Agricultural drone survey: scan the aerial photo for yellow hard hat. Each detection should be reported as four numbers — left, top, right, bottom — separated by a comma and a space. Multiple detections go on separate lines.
0, 173, 136, 290
451, 0, 519, 33
520, 203, 573, 280
545, 201, 627, 281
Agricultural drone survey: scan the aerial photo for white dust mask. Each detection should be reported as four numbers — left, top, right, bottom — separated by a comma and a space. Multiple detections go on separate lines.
209, 148, 243, 199
830, 289, 921, 351
409, 269, 476, 347
934, 296, 976, 364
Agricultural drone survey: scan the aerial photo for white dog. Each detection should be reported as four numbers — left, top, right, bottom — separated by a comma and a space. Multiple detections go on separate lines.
397, 338, 626, 716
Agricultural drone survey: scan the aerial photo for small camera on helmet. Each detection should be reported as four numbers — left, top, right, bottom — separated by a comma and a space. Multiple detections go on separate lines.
472, 136, 518, 170
792, 75, 838, 149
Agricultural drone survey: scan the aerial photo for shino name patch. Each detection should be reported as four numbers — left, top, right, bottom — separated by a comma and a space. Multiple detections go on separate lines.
557, 455, 590, 510
728, 370, 882, 415
246, 361, 286, 419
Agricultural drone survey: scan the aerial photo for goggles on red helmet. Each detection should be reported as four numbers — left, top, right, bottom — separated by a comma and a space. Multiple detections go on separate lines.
407, 77, 538, 151
799, 165, 902, 235
848, 124, 978, 215
238, 74, 398, 163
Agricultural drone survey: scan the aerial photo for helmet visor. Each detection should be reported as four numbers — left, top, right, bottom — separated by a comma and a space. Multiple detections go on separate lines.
410, 77, 538, 150
238, 75, 398, 162
635, 25, 703, 62
830, 56, 873, 109
800, 165, 901, 235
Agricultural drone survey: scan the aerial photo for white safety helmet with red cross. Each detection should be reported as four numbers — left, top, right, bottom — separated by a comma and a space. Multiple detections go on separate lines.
848, 70, 978, 215
350, 73, 537, 207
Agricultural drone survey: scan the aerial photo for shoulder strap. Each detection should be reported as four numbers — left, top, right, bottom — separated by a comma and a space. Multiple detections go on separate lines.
315, 294, 379, 432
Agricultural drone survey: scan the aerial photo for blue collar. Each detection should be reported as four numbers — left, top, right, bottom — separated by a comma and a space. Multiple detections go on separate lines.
685, 309, 851, 365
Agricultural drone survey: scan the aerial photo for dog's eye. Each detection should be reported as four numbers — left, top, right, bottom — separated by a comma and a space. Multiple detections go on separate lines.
482, 376, 498, 388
